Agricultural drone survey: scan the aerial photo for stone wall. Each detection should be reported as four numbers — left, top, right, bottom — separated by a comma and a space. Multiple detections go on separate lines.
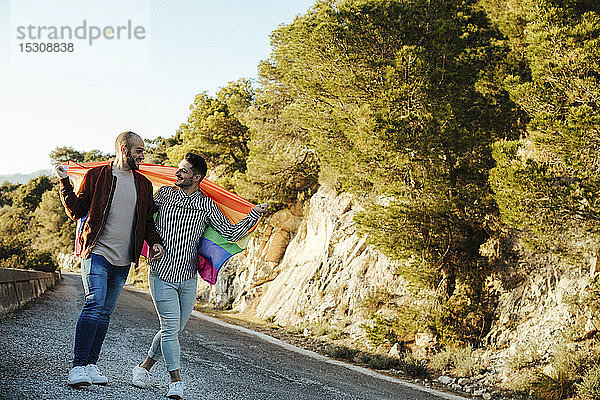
0, 268, 62, 316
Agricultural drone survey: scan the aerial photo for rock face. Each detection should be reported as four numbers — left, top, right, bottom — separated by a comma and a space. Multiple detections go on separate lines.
197, 186, 408, 338
57, 252, 80, 271
484, 249, 597, 371
487, 267, 590, 349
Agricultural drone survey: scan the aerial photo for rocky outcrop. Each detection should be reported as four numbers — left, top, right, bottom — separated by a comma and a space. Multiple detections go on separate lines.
487, 264, 594, 351
483, 246, 598, 382
197, 186, 408, 338
57, 252, 80, 271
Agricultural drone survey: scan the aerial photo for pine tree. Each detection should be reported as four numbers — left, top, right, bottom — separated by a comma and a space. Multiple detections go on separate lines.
486, 0, 600, 256
260, 0, 518, 343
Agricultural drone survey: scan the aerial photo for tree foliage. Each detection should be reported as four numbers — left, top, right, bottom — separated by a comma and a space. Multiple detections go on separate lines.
168, 79, 254, 178
485, 0, 600, 255
144, 136, 181, 165
11, 176, 54, 212
0, 182, 19, 207
263, 0, 518, 301
49, 146, 112, 164
34, 188, 75, 256
234, 61, 320, 206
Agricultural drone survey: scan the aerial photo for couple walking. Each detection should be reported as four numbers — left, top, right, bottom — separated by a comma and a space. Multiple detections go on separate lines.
54, 131, 268, 399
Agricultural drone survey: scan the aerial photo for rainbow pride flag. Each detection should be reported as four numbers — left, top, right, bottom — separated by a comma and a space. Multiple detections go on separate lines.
60, 161, 259, 284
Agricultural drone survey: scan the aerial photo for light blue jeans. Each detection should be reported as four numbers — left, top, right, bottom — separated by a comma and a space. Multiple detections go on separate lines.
148, 272, 197, 371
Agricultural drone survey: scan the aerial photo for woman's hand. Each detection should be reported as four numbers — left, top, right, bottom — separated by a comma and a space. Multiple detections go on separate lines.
254, 203, 269, 214
150, 243, 164, 261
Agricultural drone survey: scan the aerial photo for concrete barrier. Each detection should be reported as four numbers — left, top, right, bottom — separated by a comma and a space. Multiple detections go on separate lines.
0, 268, 62, 316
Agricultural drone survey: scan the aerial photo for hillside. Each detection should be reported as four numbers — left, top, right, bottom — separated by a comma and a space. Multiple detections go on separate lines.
0, 170, 51, 185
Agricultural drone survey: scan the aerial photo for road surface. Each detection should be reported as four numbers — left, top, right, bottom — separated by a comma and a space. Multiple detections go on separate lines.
0, 273, 466, 400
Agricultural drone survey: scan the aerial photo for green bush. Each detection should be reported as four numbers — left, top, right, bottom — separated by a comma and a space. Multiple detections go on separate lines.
362, 284, 490, 350
0, 238, 56, 272
362, 314, 411, 347
577, 365, 600, 400
454, 346, 482, 378
430, 348, 455, 371
529, 370, 576, 400
505, 370, 537, 398
521, 343, 600, 399
400, 351, 429, 378
429, 345, 482, 377
507, 343, 542, 371
326, 345, 359, 361
360, 353, 400, 370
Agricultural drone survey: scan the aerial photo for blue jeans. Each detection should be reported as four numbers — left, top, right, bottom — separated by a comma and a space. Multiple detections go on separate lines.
73, 254, 130, 366
148, 272, 197, 371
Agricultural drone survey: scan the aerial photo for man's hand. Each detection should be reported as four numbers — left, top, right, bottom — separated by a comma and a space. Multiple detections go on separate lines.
150, 243, 164, 261
254, 203, 269, 214
53, 165, 68, 179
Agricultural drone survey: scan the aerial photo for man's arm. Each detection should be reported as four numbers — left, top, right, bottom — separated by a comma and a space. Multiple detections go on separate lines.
144, 185, 163, 247
145, 185, 164, 260
54, 165, 92, 221
206, 200, 268, 242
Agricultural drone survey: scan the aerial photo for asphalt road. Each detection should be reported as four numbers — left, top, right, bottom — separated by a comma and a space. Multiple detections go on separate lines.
0, 273, 466, 400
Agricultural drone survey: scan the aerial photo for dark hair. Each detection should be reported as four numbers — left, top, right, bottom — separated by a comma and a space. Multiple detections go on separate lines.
115, 131, 141, 152
184, 153, 207, 179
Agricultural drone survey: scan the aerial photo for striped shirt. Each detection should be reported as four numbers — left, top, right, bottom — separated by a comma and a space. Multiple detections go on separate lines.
149, 186, 261, 283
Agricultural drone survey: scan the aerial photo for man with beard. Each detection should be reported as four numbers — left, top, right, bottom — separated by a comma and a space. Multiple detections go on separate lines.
131, 153, 268, 399
54, 131, 164, 388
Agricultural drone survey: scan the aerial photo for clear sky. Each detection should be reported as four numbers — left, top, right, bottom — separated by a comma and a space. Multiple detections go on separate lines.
0, 0, 315, 175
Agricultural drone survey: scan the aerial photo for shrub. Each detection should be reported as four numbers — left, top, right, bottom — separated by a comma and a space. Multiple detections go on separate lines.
362, 314, 407, 347
327, 345, 358, 361
360, 288, 394, 315
454, 346, 482, 377
360, 353, 400, 370
529, 370, 576, 400
505, 370, 537, 397
507, 343, 542, 371
400, 351, 429, 378
430, 348, 455, 371
429, 345, 482, 377
0, 239, 56, 272
362, 286, 488, 350
326, 328, 344, 340
361, 298, 427, 347
523, 343, 600, 399
576, 365, 600, 400
552, 345, 594, 378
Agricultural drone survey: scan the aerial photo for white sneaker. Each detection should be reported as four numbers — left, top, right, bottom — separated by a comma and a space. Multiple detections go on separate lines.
67, 366, 92, 388
86, 364, 108, 385
132, 365, 150, 388
166, 381, 184, 399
